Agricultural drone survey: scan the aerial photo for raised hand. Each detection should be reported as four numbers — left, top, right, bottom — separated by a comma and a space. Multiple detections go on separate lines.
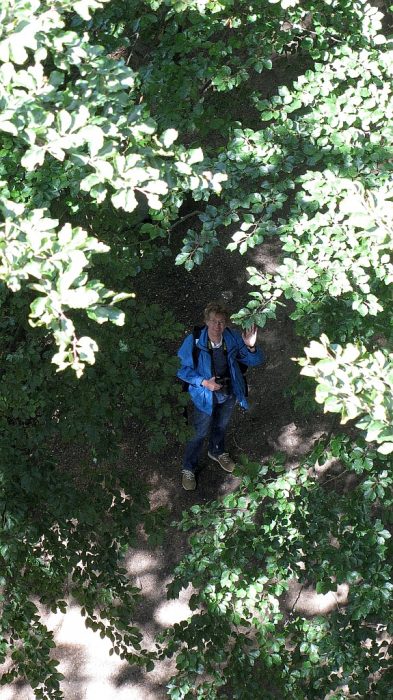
242, 325, 257, 348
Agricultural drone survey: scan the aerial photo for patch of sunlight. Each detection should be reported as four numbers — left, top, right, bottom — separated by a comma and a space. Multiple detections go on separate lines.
45, 607, 146, 700
1, 604, 160, 700
127, 550, 160, 575
146, 474, 173, 508
286, 581, 349, 616
276, 422, 325, 455
154, 585, 193, 627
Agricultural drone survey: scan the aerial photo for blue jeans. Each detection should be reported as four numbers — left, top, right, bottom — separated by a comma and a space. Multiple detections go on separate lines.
183, 395, 236, 473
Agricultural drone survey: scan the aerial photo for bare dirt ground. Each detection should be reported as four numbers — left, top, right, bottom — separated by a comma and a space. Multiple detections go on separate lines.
2, 240, 339, 700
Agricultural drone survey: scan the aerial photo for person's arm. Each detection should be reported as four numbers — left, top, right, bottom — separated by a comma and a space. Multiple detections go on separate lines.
177, 336, 222, 391
177, 334, 205, 386
233, 327, 265, 366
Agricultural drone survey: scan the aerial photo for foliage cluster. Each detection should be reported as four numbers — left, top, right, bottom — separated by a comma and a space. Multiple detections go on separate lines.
0, 0, 226, 372
162, 442, 392, 698
0, 0, 392, 697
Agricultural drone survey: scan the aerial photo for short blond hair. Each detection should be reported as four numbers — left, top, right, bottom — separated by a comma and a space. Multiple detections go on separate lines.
203, 301, 230, 323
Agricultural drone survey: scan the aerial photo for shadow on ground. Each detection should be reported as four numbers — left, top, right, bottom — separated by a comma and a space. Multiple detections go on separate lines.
2, 243, 337, 699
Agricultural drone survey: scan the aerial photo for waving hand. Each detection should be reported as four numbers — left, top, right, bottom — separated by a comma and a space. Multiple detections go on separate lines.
242, 325, 257, 348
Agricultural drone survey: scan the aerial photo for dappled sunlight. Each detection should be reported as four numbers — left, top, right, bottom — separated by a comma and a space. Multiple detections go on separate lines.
154, 585, 193, 627
274, 421, 326, 456
0, 541, 191, 700
2, 605, 161, 700
284, 580, 350, 617
136, 572, 159, 597
126, 549, 174, 602
311, 453, 362, 494
1, 0, 391, 695
148, 481, 173, 509
127, 549, 161, 576
48, 607, 105, 647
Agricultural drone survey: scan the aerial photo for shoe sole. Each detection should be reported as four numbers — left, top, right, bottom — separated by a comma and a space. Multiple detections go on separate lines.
208, 452, 235, 473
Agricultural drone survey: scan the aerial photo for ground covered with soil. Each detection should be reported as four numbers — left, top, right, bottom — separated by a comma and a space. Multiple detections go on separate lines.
3, 239, 336, 700
115, 239, 337, 699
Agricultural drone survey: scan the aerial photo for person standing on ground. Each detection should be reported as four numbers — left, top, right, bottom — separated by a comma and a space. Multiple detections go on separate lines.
177, 301, 265, 490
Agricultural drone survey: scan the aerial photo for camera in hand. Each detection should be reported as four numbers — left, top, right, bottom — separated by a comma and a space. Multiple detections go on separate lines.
216, 375, 232, 395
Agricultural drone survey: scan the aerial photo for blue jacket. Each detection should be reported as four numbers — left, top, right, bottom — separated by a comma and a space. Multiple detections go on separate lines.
177, 326, 264, 415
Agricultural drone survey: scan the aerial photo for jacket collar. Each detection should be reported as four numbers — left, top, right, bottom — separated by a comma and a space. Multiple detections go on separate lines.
197, 326, 231, 350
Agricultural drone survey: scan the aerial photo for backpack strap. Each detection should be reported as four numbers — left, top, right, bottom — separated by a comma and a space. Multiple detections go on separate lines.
191, 325, 204, 368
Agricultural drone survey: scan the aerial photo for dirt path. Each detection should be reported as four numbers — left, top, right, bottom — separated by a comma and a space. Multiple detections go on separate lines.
2, 242, 335, 699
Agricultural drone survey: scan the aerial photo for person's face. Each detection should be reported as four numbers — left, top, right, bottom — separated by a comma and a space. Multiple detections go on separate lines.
206, 313, 226, 341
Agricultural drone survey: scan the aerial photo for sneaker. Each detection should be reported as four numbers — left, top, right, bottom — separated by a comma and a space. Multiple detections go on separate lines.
182, 470, 196, 490
208, 452, 236, 473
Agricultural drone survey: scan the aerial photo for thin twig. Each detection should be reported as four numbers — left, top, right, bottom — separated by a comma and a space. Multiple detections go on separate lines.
289, 584, 304, 616
169, 211, 203, 231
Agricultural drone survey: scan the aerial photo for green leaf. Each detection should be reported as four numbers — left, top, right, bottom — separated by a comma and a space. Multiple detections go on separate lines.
111, 189, 138, 212
79, 125, 104, 156
21, 146, 46, 171
87, 306, 125, 326
161, 129, 178, 147
188, 148, 204, 165
306, 341, 328, 359
0, 120, 18, 136
377, 442, 393, 455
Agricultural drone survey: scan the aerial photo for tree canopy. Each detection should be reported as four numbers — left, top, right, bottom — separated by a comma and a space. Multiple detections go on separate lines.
0, 0, 392, 697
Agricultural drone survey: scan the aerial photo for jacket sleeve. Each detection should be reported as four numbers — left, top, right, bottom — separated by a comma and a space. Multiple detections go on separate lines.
177, 334, 205, 386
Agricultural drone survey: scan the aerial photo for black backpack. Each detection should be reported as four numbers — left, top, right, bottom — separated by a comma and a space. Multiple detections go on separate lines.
180, 325, 249, 396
